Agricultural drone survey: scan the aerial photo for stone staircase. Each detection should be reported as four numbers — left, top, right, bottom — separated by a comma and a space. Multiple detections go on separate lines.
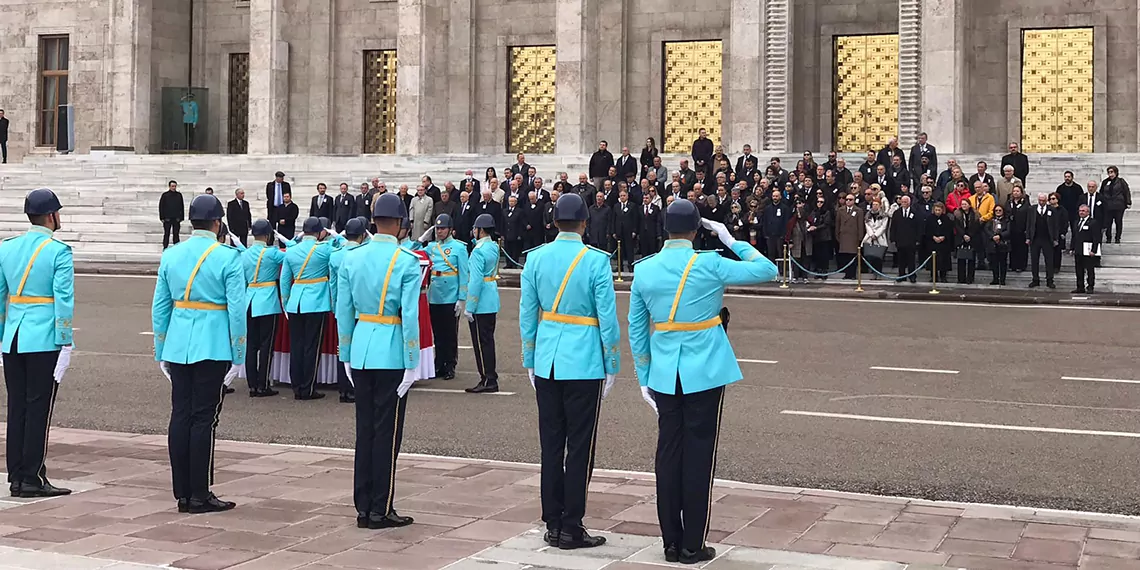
0, 151, 1136, 291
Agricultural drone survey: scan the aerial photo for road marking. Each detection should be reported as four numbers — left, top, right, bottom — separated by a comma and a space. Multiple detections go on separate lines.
1062, 376, 1140, 385
780, 410, 1140, 438
738, 359, 778, 364
870, 366, 958, 375
139, 332, 154, 336
413, 387, 516, 396
459, 345, 472, 349
830, 394, 1140, 414
76, 350, 151, 358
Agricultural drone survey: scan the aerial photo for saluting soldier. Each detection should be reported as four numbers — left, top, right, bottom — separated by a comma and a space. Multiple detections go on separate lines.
280, 216, 340, 400
463, 213, 500, 394
152, 195, 246, 514
426, 214, 468, 380
2, 188, 75, 498
336, 193, 421, 530
519, 193, 620, 550
627, 200, 777, 564
239, 219, 284, 398
328, 217, 369, 403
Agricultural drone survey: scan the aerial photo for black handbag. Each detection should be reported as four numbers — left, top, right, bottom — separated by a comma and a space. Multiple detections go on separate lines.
863, 244, 888, 261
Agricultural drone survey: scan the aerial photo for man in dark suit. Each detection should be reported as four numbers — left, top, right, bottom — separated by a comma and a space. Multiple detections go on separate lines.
459, 170, 481, 197
615, 146, 638, 180
472, 188, 503, 235
638, 193, 661, 258
503, 196, 525, 268
611, 189, 639, 272
422, 175, 442, 202
908, 132, 937, 181
1025, 192, 1060, 289
542, 191, 559, 242
510, 153, 531, 178
309, 183, 334, 220
523, 191, 544, 254
1081, 180, 1106, 226
887, 155, 911, 197
333, 183, 356, 232
967, 161, 997, 196
434, 188, 459, 222
586, 193, 613, 252
455, 190, 475, 244
226, 188, 252, 246
1001, 141, 1030, 185
277, 192, 300, 240
531, 177, 552, 204
876, 138, 906, 170
265, 171, 290, 230
873, 163, 897, 203
1071, 203, 1101, 293
159, 180, 185, 249
889, 195, 922, 282
734, 145, 756, 180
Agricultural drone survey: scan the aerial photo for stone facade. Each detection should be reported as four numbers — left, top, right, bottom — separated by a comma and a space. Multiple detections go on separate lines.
1, 0, 1137, 161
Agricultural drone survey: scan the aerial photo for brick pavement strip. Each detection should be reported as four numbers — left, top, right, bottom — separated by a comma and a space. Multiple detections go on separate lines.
1, 428, 1140, 568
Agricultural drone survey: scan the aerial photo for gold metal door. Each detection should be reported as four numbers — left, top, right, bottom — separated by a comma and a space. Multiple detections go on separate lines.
508, 46, 556, 154
363, 50, 398, 154
227, 53, 250, 154
1021, 28, 1092, 153
833, 34, 898, 153
663, 40, 722, 153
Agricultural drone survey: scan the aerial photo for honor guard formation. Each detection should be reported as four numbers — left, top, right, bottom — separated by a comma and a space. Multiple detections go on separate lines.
6, 188, 779, 564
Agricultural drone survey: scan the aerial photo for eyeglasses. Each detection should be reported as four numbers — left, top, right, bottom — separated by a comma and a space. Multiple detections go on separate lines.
845, 198, 855, 202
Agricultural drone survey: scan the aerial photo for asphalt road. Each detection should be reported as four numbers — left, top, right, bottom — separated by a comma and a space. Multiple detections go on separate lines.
6, 275, 1140, 514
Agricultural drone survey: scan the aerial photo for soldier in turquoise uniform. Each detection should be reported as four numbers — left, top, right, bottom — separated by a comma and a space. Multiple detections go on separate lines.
519, 193, 619, 550
279, 216, 336, 400
335, 193, 421, 530
426, 214, 468, 380
627, 199, 777, 564
328, 217, 368, 403
152, 194, 247, 514
2, 188, 75, 499
463, 213, 501, 393
238, 219, 282, 398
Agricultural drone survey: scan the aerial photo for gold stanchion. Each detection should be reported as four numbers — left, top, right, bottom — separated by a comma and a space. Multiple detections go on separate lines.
855, 247, 864, 292
615, 242, 624, 282
779, 243, 790, 288
929, 254, 940, 295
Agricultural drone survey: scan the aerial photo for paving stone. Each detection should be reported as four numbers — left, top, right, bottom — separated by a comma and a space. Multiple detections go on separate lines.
43, 533, 136, 556
825, 544, 950, 566
478, 545, 614, 570
937, 538, 1016, 558
946, 519, 1026, 543
442, 520, 535, 542
822, 506, 901, 526
946, 554, 1078, 569
751, 508, 827, 532
1079, 555, 1140, 570
91, 546, 190, 566
1082, 537, 1140, 558
798, 521, 884, 545
1022, 522, 1089, 541
870, 522, 949, 551
722, 527, 801, 549
193, 529, 303, 552
1011, 537, 1082, 564
171, 548, 264, 570
128, 523, 220, 542
717, 546, 906, 570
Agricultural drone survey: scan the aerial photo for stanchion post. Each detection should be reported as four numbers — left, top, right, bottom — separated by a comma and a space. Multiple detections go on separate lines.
929, 254, 940, 295
615, 242, 624, 282
855, 247, 864, 292
780, 243, 790, 288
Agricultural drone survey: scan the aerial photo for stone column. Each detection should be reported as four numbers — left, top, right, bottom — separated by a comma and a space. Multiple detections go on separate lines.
920, 0, 964, 153
595, 0, 626, 148
106, 0, 152, 151
306, 0, 335, 153
249, 0, 289, 154
554, 0, 597, 154
725, 0, 764, 152
446, 0, 475, 151
897, 0, 922, 147
762, 0, 791, 152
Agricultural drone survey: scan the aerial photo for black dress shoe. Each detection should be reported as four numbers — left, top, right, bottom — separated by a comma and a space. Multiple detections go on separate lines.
468, 383, 499, 394
187, 494, 236, 513
1028, 281, 1040, 288
1071, 288, 1086, 294
9, 482, 22, 497
989, 280, 999, 285
17, 482, 71, 498
339, 393, 356, 403
1088, 286, 1095, 294
443, 370, 455, 380
250, 388, 279, 398
367, 512, 414, 529
177, 499, 189, 513
558, 529, 606, 550
679, 546, 716, 564
1047, 282, 1056, 289
356, 512, 369, 528
464, 381, 485, 393
224, 386, 236, 394
294, 392, 326, 401
543, 529, 561, 547
664, 545, 679, 562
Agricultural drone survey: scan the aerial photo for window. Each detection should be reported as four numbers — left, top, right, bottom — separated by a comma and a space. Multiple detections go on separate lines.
38, 35, 69, 147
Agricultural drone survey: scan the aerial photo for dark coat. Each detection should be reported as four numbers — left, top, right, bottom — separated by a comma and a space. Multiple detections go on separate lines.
587, 205, 613, 250
1025, 204, 1060, 244
1001, 152, 1030, 182
615, 154, 639, 180
982, 216, 1011, 255
333, 193, 356, 230
472, 199, 503, 235
925, 214, 955, 253
1072, 216, 1102, 258
638, 203, 661, 243
455, 201, 476, 242
159, 190, 185, 221
588, 150, 614, 178
762, 201, 791, 239
612, 200, 639, 240
890, 207, 922, 248
1100, 177, 1132, 211
265, 180, 292, 204
503, 205, 524, 241
277, 202, 299, 239
908, 143, 937, 179
226, 199, 251, 234
877, 146, 906, 171
309, 193, 334, 219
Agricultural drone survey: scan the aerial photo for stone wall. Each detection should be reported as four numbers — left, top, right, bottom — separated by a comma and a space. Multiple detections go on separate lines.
195, 0, 251, 153
151, 0, 192, 152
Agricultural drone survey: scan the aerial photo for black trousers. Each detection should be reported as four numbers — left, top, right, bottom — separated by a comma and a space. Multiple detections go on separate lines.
1054, 237, 1065, 270
765, 239, 783, 276
506, 240, 524, 268
837, 252, 856, 279
651, 379, 725, 552
1105, 209, 1125, 241
353, 369, 407, 515
289, 312, 326, 397
245, 312, 276, 392
168, 360, 227, 500
1, 140, 7, 163
639, 234, 660, 258
4, 340, 61, 486
1010, 238, 1028, 270
163, 220, 181, 249
957, 255, 976, 284
1030, 240, 1055, 284
988, 252, 1008, 284
615, 236, 634, 271
1075, 254, 1097, 290
896, 246, 917, 280
469, 313, 498, 385
430, 303, 459, 376
335, 358, 354, 397
535, 375, 603, 532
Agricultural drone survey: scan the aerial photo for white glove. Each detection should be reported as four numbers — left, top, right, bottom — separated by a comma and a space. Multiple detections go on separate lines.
274, 231, 289, 246
228, 232, 241, 246
527, 368, 536, 390
223, 364, 240, 387
464, 311, 474, 323
53, 346, 73, 384
418, 225, 436, 243
365, 230, 374, 239
454, 300, 465, 317
344, 363, 354, 388
602, 373, 616, 399
700, 218, 736, 248
159, 362, 171, 382
640, 386, 658, 416
397, 368, 417, 397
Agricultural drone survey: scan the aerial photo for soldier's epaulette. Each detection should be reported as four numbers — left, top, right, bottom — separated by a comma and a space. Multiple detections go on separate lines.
523, 243, 547, 255
632, 252, 657, 265
585, 245, 610, 256
451, 239, 468, 247
218, 243, 238, 251
52, 238, 72, 249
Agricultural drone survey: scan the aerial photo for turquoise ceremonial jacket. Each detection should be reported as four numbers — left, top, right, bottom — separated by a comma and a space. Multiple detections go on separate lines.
400, 238, 423, 251
466, 237, 500, 314
335, 235, 422, 370
519, 232, 620, 380
328, 240, 362, 310
426, 237, 469, 305
0, 226, 75, 353
152, 230, 248, 365
628, 239, 777, 394
240, 241, 287, 317
280, 236, 337, 314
